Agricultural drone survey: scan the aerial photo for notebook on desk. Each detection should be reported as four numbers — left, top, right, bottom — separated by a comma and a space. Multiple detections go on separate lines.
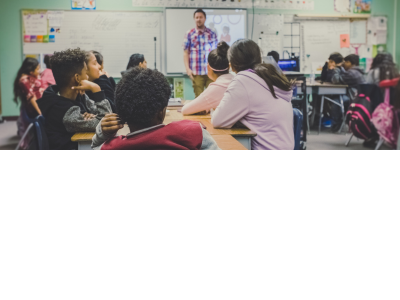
168, 98, 183, 107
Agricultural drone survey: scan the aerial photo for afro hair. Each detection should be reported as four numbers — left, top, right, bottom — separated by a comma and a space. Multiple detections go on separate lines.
50, 48, 87, 88
115, 67, 171, 125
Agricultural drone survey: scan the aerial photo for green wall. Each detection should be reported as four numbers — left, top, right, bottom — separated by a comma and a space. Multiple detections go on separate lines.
0, 0, 397, 116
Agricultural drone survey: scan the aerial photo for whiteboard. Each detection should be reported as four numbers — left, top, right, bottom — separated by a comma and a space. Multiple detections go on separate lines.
23, 11, 163, 77
165, 8, 247, 74
301, 20, 351, 74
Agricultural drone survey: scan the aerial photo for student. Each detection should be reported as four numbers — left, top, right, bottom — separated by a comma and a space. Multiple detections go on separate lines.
85, 51, 117, 112
13, 57, 44, 136
37, 48, 112, 150
211, 39, 295, 150
267, 51, 280, 63
320, 52, 344, 82
92, 67, 220, 150
331, 54, 366, 131
121, 53, 147, 76
182, 41, 234, 115
367, 53, 399, 85
41, 55, 56, 90
92, 50, 117, 89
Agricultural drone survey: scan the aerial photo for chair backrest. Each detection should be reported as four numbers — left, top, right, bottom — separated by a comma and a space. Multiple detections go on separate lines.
15, 115, 49, 150
293, 108, 303, 150
34, 115, 49, 150
16, 123, 38, 150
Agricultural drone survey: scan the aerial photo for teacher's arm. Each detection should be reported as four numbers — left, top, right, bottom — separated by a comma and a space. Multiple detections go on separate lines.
183, 50, 194, 81
182, 31, 194, 81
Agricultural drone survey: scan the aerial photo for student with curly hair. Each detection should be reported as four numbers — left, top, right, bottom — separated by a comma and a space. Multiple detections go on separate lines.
85, 51, 117, 112
37, 48, 112, 150
92, 67, 220, 150
182, 41, 234, 115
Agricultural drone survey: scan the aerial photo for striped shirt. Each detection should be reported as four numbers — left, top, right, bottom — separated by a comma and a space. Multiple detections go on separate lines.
183, 27, 218, 76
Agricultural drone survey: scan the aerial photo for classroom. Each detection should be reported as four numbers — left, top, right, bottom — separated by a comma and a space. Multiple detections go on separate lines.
1, 0, 400, 150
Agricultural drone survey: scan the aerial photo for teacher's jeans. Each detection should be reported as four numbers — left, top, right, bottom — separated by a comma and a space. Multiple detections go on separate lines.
192, 75, 213, 98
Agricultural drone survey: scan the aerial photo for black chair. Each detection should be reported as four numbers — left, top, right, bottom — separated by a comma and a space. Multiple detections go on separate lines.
16, 116, 49, 150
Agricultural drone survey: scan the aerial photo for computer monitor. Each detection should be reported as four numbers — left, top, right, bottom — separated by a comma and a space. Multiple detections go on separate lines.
278, 58, 300, 72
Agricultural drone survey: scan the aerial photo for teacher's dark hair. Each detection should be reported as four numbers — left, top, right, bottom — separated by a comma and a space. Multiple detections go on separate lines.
208, 41, 230, 76
229, 39, 293, 99
193, 9, 206, 18
127, 53, 145, 70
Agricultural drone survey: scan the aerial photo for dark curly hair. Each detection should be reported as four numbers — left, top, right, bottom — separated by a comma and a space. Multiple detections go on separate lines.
50, 48, 87, 88
116, 67, 171, 125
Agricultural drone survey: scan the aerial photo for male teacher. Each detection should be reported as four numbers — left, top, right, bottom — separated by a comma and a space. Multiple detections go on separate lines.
183, 9, 218, 98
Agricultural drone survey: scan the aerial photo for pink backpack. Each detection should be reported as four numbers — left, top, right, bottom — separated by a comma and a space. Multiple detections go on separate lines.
371, 79, 400, 149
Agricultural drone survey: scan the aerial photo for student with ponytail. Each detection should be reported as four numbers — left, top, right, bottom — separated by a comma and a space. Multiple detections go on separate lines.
211, 39, 295, 150
182, 41, 234, 115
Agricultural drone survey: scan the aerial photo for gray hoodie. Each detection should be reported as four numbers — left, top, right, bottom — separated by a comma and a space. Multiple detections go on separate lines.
332, 66, 366, 100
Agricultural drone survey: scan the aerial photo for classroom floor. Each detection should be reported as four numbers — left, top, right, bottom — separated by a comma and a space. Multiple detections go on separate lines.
0, 120, 20, 150
0, 120, 373, 150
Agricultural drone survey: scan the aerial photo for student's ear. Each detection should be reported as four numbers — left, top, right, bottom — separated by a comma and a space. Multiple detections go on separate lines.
74, 73, 82, 86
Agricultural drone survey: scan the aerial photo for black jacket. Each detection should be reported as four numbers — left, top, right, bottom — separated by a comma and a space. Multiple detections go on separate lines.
37, 85, 111, 150
86, 75, 117, 112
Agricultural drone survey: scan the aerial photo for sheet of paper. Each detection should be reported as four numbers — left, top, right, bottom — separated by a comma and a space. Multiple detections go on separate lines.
335, 0, 351, 12
48, 11, 65, 27
340, 34, 350, 48
350, 20, 367, 44
23, 13, 48, 36
376, 29, 387, 45
259, 33, 282, 57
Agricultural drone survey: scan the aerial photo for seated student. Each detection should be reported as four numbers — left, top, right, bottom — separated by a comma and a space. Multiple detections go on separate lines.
267, 51, 280, 63
320, 52, 344, 82
120, 53, 147, 76
84, 51, 116, 112
367, 53, 399, 85
41, 55, 56, 90
182, 41, 234, 115
331, 54, 366, 131
92, 67, 220, 150
37, 48, 112, 150
13, 57, 44, 136
211, 39, 294, 150
92, 50, 116, 89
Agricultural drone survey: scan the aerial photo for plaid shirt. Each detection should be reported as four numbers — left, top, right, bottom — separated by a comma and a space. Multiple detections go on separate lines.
183, 27, 218, 76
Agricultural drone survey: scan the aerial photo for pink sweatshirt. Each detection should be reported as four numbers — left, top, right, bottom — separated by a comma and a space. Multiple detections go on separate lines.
211, 70, 294, 150
41, 68, 56, 90
182, 73, 234, 115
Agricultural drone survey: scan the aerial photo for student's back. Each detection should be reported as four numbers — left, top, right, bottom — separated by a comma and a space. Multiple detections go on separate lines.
213, 69, 294, 150
211, 39, 294, 150
367, 53, 399, 85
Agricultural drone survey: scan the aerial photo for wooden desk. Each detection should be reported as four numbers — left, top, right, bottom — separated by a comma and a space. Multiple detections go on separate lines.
297, 79, 348, 96
72, 129, 247, 150
72, 108, 256, 150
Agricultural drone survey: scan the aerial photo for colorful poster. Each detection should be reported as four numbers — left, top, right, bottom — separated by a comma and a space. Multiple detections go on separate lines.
71, 0, 96, 10
352, 0, 372, 14
174, 78, 184, 99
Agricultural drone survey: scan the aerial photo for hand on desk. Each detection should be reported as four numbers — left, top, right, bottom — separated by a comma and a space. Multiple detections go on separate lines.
101, 113, 124, 135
